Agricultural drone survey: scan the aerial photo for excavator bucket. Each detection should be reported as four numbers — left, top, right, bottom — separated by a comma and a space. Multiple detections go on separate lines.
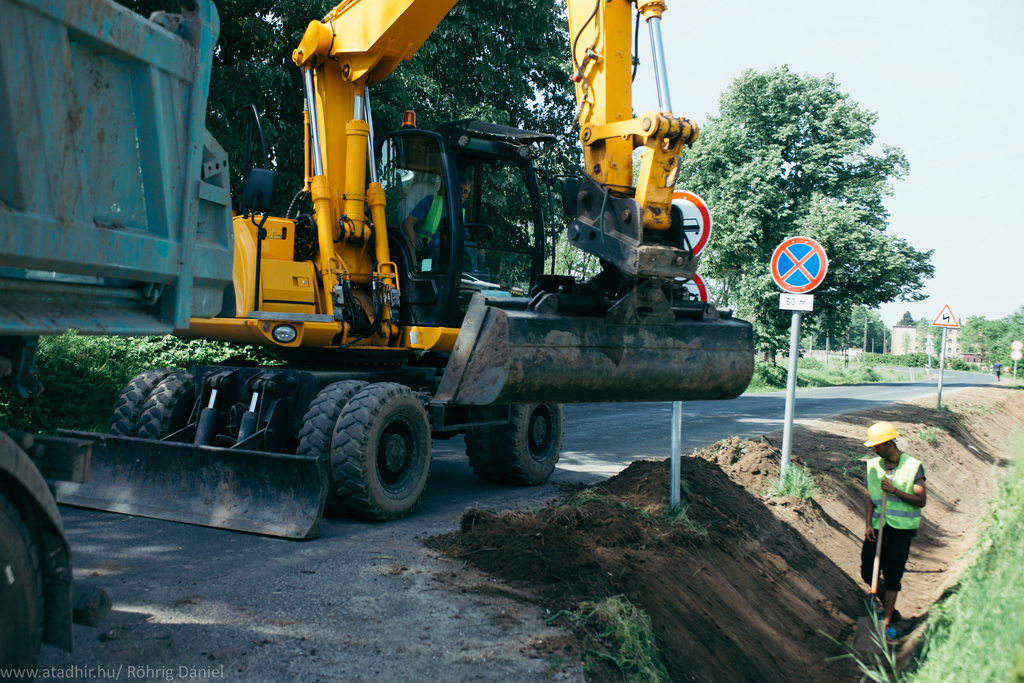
55, 431, 328, 540
434, 293, 755, 406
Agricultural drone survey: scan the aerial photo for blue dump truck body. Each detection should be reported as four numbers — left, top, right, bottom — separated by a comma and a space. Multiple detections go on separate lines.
0, 0, 233, 337
0, 0, 233, 663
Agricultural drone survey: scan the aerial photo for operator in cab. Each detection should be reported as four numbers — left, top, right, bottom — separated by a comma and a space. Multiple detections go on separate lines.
402, 178, 470, 263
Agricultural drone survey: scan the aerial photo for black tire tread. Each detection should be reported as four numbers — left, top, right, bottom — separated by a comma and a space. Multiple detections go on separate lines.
296, 380, 369, 516
332, 383, 431, 521
464, 407, 504, 483
108, 368, 176, 436
137, 372, 196, 440
496, 404, 563, 486
0, 488, 44, 672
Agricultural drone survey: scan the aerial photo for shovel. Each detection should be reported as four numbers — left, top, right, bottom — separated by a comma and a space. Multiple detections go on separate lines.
853, 474, 892, 652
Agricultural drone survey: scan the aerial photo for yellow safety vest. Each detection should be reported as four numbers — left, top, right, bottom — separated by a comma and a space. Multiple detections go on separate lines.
867, 453, 923, 530
415, 195, 444, 239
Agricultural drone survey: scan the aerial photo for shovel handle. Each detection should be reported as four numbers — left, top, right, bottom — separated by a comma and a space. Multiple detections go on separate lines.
869, 473, 893, 597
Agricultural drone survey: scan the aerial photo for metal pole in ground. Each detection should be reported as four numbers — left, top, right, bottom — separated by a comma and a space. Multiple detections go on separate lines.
781, 310, 802, 481
670, 401, 682, 508
1015, 360, 1018, 385
937, 327, 948, 410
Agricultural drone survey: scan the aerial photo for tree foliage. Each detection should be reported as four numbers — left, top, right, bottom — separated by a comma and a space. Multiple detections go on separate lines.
119, 0, 578, 209
679, 66, 934, 355
842, 305, 887, 352
961, 307, 1024, 367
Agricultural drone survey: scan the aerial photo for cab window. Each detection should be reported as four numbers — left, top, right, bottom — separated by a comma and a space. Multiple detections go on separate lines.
459, 158, 535, 302
378, 136, 449, 274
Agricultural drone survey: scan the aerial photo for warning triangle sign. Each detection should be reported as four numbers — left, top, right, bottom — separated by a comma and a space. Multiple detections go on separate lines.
932, 304, 959, 328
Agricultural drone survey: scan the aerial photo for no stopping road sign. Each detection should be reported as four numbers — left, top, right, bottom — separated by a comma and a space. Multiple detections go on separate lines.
771, 237, 828, 294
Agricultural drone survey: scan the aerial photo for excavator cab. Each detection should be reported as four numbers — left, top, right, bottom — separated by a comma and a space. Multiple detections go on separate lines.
377, 120, 550, 330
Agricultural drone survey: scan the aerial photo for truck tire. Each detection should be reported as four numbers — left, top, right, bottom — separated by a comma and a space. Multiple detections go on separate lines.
495, 404, 563, 486
331, 383, 431, 521
0, 491, 44, 674
297, 381, 369, 516
109, 368, 176, 436
137, 372, 196, 440
464, 407, 504, 483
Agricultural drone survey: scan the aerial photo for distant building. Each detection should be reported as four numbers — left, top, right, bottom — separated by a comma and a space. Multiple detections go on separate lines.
963, 353, 983, 364
891, 325, 962, 358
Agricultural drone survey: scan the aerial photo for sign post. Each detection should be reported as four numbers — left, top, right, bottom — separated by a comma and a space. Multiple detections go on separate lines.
668, 194, 711, 510
772, 237, 828, 482
925, 338, 934, 378
1012, 341, 1022, 384
932, 305, 959, 410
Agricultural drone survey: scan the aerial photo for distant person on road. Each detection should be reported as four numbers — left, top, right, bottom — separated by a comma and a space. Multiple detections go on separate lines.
861, 422, 927, 645
994, 362, 1003, 382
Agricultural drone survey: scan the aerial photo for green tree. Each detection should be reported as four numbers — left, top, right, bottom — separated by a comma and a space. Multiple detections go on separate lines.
119, 0, 577, 209
962, 309, 1024, 366
680, 66, 934, 357
845, 305, 886, 353
897, 310, 915, 326
915, 316, 939, 354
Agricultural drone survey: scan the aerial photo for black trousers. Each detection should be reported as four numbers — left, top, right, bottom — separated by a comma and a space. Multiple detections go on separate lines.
860, 528, 913, 592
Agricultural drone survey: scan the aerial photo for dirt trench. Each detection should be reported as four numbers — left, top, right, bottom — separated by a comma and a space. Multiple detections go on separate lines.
429, 386, 1024, 682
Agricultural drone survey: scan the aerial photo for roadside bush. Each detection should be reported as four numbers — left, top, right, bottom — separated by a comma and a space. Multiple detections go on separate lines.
855, 366, 881, 383
948, 358, 971, 371
750, 361, 787, 389
0, 332, 280, 434
860, 352, 939, 368
797, 357, 823, 370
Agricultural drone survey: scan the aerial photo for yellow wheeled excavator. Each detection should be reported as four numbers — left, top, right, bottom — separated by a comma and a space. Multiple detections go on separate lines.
53, 0, 755, 539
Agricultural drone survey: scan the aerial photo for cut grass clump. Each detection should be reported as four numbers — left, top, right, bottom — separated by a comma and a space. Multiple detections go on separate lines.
767, 463, 818, 500
547, 596, 670, 683
562, 488, 650, 519
663, 504, 707, 539
912, 427, 945, 443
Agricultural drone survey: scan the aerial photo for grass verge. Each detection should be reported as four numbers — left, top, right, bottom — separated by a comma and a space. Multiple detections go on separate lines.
746, 359, 916, 393
905, 430, 1024, 682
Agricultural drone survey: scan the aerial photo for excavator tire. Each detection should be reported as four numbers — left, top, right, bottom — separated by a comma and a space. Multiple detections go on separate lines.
109, 368, 176, 436
297, 380, 369, 516
331, 383, 431, 521
494, 404, 563, 486
137, 371, 196, 440
0, 490, 44, 675
464, 407, 505, 483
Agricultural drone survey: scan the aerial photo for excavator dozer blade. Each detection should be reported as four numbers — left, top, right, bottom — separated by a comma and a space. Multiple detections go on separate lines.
434, 294, 754, 406
54, 431, 327, 540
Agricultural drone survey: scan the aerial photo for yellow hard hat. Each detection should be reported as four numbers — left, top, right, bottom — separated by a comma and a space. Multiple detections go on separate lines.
864, 422, 899, 447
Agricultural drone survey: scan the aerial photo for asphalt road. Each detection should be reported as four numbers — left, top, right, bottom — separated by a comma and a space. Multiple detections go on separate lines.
33, 370, 993, 682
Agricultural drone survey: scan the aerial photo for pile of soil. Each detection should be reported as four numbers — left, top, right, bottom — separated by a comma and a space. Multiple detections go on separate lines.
430, 386, 1024, 682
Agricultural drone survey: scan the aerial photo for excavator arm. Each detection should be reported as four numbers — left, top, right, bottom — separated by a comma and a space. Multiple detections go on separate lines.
565, 0, 701, 281
195, 0, 754, 405
44, 0, 752, 540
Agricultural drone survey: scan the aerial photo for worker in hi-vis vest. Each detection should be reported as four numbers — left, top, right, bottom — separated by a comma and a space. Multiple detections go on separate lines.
860, 421, 927, 645
402, 178, 470, 263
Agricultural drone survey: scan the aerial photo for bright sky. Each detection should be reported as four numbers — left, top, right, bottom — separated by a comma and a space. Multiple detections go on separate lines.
632, 0, 1024, 326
